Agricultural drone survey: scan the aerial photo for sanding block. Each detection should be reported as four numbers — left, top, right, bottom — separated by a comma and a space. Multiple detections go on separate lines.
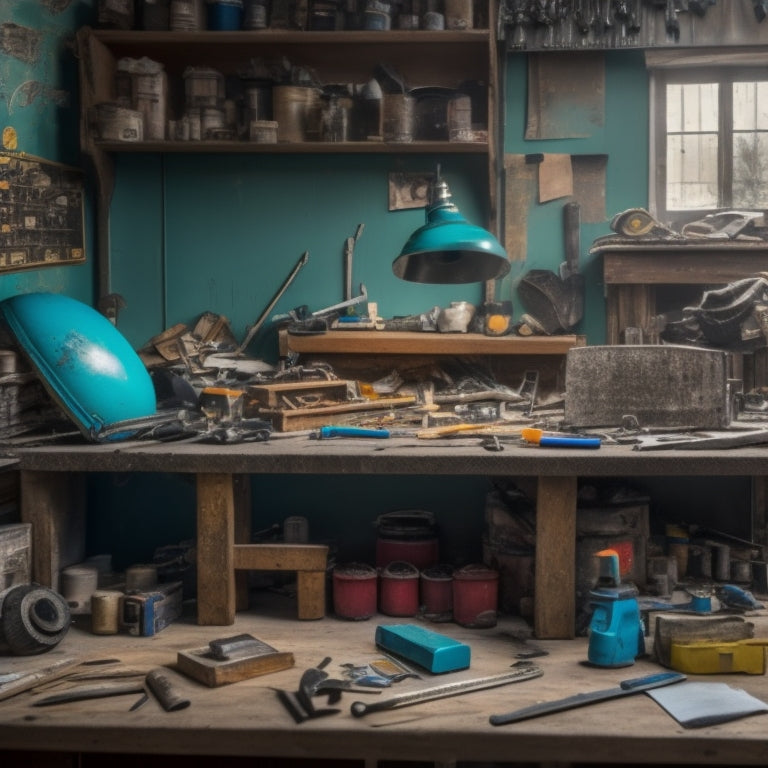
176, 633, 294, 687
375, 624, 470, 673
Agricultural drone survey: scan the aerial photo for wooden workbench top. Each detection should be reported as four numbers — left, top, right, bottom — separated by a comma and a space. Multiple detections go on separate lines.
2, 596, 768, 765
6, 434, 768, 478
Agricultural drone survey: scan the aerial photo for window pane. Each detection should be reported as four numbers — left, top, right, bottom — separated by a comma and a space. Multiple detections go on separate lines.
733, 82, 768, 131
667, 83, 718, 133
667, 132, 718, 210
733, 131, 768, 207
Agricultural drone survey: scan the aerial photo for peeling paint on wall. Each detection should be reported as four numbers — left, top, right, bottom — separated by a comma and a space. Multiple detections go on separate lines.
8, 81, 69, 113
0, 24, 42, 65
40, 0, 76, 14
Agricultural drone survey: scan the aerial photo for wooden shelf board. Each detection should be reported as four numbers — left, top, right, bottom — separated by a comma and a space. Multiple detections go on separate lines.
280, 330, 584, 355
95, 140, 488, 154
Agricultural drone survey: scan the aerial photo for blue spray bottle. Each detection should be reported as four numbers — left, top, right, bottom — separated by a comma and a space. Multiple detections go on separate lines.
587, 548, 645, 667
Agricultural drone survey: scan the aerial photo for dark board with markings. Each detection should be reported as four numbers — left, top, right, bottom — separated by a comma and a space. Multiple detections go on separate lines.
0, 151, 85, 272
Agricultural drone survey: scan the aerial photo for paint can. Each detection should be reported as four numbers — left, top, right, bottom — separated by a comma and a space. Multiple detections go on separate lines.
420, 564, 454, 622
379, 561, 420, 617
60, 564, 100, 615
91, 103, 144, 142
184, 66, 225, 108
243, 0, 268, 28
445, 0, 473, 29
332, 562, 378, 620
125, 563, 159, 591
448, 93, 473, 142
98, 0, 135, 29
91, 590, 122, 634
283, 515, 309, 543
382, 93, 414, 143
452, 563, 499, 628
132, 69, 168, 140
206, 0, 244, 29
273, 85, 321, 142
422, 10, 444, 29
249, 119, 278, 143
170, 0, 206, 29
375, 510, 438, 569
140, 0, 171, 29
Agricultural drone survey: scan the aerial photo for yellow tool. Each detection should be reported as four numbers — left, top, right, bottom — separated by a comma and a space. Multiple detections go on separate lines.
670, 639, 768, 675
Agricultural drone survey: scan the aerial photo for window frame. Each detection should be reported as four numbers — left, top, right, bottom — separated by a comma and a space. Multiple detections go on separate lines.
648, 50, 768, 228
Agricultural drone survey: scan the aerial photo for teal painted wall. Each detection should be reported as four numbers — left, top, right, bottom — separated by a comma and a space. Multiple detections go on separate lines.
110, 152, 492, 356
500, 51, 649, 346
0, 1, 95, 304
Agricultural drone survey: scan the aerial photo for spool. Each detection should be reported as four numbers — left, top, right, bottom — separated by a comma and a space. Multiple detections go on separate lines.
60, 565, 100, 614
125, 564, 159, 592
91, 590, 122, 635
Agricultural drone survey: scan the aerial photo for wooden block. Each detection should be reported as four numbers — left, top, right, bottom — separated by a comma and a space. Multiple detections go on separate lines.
246, 381, 350, 410
177, 636, 294, 687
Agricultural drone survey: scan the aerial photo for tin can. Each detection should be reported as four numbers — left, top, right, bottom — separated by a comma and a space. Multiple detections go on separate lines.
452, 563, 499, 628
420, 564, 453, 622
207, 0, 244, 29
333, 562, 378, 620
382, 93, 414, 143
379, 561, 420, 617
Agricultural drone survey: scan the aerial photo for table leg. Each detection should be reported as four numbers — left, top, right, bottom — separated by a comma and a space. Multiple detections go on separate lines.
20, 470, 86, 592
534, 475, 577, 640
196, 473, 236, 625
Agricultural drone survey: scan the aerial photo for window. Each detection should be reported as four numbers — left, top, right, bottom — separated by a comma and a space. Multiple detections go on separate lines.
651, 66, 768, 227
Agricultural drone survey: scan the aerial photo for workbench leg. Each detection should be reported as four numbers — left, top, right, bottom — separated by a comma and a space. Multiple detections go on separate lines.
20, 470, 86, 593
233, 474, 251, 612
534, 475, 577, 640
196, 473, 236, 625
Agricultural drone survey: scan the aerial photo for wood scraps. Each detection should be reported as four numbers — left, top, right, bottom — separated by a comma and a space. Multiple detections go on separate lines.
0, 151, 86, 272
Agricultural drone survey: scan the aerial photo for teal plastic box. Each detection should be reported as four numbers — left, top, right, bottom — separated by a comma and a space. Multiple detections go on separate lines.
375, 624, 471, 673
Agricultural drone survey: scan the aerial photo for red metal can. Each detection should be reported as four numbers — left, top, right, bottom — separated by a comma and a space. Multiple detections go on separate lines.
379, 561, 420, 617
420, 564, 454, 622
452, 563, 499, 628
332, 562, 378, 620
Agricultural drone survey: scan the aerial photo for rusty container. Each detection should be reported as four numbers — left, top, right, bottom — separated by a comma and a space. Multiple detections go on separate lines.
332, 562, 378, 620
452, 563, 499, 628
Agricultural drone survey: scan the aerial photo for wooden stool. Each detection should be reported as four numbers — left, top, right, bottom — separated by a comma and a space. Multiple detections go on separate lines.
196, 473, 328, 625
233, 543, 329, 620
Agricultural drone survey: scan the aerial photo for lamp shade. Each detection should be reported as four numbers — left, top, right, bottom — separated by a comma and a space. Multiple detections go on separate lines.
392, 174, 510, 284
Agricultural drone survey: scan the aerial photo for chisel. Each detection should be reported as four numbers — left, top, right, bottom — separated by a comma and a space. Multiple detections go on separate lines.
489, 671, 686, 725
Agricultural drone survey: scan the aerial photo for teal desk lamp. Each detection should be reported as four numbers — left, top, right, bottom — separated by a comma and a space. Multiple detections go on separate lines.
392, 166, 510, 284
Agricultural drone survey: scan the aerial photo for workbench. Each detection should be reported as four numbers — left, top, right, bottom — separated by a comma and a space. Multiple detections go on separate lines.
1, 595, 768, 766
7, 436, 768, 641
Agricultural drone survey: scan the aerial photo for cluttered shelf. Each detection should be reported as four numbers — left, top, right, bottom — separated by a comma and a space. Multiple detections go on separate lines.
1, 594, 768, 766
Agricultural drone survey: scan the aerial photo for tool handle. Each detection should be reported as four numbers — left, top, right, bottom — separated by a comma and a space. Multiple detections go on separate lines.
537, 436, 601, 448
314, 426, 390, 439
